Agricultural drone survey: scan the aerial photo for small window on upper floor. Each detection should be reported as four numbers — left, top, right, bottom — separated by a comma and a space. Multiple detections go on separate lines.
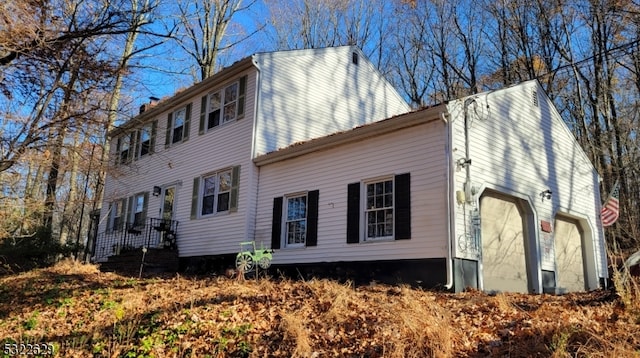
165, 103, 192, 148
352, 52, 359, 65
198, 76, 247, 135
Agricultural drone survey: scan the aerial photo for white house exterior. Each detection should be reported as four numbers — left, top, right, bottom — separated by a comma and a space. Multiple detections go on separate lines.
253, 80, 608, 293
94, 46, 410, 266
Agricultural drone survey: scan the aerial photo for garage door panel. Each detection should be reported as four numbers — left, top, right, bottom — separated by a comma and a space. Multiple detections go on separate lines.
481, 195, 528, 293
554, 217, 585, 292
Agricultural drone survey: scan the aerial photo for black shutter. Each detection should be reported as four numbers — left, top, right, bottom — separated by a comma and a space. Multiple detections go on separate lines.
394, 173, 411, 240
149, 121, 157, 154
306, 190, 319, 247
199, 95, 207, 135
271, 197, 283, 250
346, 182, 360, 243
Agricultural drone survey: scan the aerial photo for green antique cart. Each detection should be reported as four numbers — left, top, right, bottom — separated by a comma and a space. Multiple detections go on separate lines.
235, 241, 274, 272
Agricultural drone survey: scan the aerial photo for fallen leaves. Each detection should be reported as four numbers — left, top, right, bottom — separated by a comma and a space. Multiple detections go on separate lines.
0, 262, 639, 357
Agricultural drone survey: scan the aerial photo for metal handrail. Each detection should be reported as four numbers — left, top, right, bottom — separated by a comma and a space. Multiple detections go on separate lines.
91, 217, 179, 262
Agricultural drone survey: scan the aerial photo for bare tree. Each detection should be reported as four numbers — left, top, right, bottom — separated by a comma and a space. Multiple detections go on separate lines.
176, 0, 256, 81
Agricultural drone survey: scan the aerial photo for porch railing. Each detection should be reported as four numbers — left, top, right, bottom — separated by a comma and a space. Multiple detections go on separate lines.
92, 217, 179, 262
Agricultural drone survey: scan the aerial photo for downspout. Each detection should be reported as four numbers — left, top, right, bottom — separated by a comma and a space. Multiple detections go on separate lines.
249, 56, 262, 241
441, 111, 454, 290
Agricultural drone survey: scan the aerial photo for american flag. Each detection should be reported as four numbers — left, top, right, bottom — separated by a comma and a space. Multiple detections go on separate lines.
601, 181, 620, 227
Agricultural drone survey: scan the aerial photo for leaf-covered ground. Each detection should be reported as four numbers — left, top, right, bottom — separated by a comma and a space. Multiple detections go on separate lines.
0, 260, 639, 357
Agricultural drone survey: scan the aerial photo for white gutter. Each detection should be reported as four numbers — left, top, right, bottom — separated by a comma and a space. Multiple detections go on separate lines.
249, 56, 262, 241
441, 111, 454, 290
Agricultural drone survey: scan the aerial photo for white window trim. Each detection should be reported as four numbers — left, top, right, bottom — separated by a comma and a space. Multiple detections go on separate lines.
137, 122, 153, 158
110, 200, 124, 232
362, 176, 395, 242
282, 192, 308, 248
205, 81, 240, 132
171, 106, 187, 144
199, 168, 233, 217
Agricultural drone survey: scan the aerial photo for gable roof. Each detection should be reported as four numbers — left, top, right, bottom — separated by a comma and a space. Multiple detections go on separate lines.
109, 46, 386, 138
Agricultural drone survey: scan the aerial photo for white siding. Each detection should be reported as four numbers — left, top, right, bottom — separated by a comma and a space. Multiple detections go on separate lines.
448, 80, 606, 289
254, 119, 448, 264
99, 69, 258, 257
252, 46, 410, 157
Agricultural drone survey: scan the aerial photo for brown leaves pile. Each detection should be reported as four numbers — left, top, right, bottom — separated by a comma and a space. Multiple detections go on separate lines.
0, 260, 639, 357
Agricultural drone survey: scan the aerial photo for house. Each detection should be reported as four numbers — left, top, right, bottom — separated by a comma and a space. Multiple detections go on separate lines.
252, 79, 608, 293
93, 46, 411, 268
94, 45, 608, 293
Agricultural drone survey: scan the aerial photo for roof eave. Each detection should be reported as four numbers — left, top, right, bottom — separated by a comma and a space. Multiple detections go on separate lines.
253, 105, 447, 166
109, 56, 255, 138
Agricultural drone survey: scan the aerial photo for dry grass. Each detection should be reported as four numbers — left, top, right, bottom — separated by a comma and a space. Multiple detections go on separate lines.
0, 260, 639, 357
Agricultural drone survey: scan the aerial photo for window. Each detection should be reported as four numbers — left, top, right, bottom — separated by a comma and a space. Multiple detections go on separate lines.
136, 122, 156, 158
198, 77, 246, 134
110, 200, 125, 231
201, 170, 231, 215
191, 166, 240, 219
346, 173, 411, 243
172, 107, 185, 144
131, 193, 146, 226
165, 103, 192, 147
285, 194, 307, 247
365, 179, 394, 240
116, 133, 134, 164
270, 190, 319, 249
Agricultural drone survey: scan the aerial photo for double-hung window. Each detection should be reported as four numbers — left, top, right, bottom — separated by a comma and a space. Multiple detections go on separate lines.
172, 107, 186, 144
199, 77, 246, 134
110, 200, 124, 231
116, 133, 134, 165
132, 193, 146, 226
201, 170, 232, 215
365, 179, 394, 240
285, 194, 307, 247
165, 103, 192, 147
346, 173, 411, 243
270, 190, 319, 249
137, 122, 155, 158
191, 166, 240, 219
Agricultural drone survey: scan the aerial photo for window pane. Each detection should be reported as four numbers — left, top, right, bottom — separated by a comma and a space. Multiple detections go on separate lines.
217, 192, 230, 212
209, 92, 221, 110
223, 102, 236, 122
208, 110, 220, 128
204, 176, 216, 195
172, 126, 183, 144
218, 171, 231, 192
224, 83, 238, 103
202, 195, 215, 215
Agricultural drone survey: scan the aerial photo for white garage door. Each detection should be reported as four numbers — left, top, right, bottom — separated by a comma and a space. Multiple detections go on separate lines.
554, 216, 585, 292
480, 194, 529, 293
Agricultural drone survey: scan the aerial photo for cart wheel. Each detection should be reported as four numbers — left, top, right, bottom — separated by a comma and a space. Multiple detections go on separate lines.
258, 257, 271, 269
236, 254, 254, 272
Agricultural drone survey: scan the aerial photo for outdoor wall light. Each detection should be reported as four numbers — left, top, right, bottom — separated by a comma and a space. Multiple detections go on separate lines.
457, 158, 472, 168
153, 186, 161, 196
540, 189, 552, 200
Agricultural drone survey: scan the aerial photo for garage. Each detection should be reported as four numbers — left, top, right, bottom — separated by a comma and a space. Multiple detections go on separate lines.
480, 192, 532, 293
554, 216, 585, 292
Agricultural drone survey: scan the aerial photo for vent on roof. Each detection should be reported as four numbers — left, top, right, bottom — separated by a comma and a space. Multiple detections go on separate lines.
532, 89, 539, 107
352, 52, 359, 65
